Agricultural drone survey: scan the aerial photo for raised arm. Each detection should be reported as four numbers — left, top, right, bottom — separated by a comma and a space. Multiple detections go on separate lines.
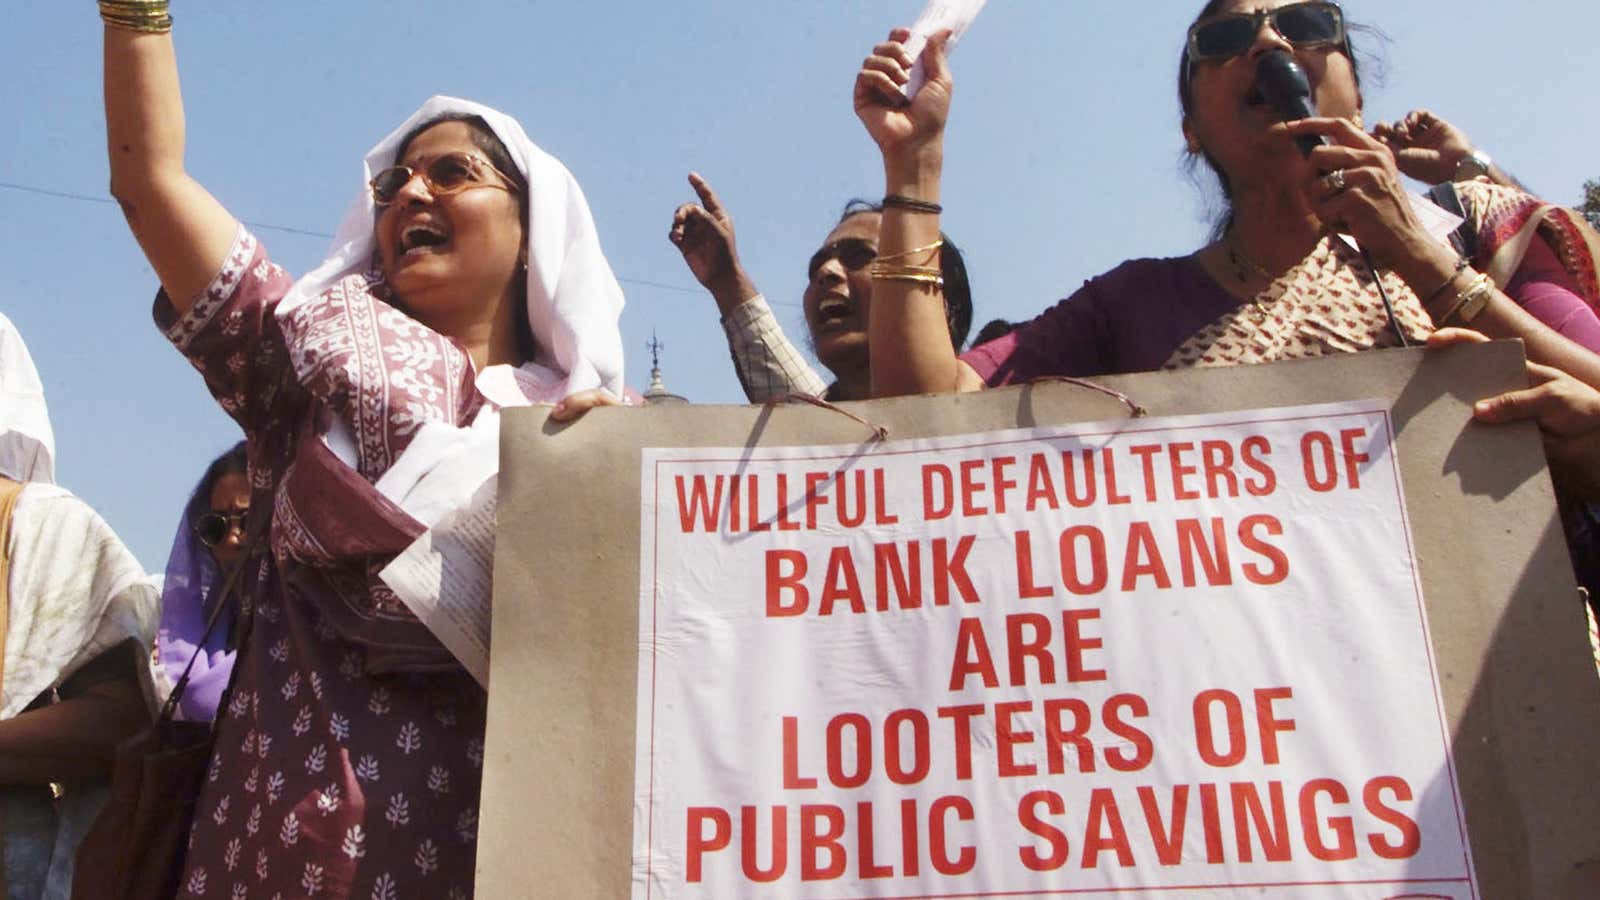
855, 29, 984, 397
103, 9, 238, 312
1371, 109, 1527, 192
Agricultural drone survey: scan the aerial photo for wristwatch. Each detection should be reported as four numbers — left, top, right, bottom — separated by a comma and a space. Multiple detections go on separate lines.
1452, 148, 1493, 182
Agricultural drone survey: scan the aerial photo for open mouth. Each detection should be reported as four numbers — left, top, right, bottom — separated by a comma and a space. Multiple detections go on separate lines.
400, 223, 450, 256
814, 295, 857, 333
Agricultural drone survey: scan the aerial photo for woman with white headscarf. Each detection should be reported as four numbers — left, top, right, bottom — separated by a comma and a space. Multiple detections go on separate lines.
102, 6, 627, 897
0, 312, 158, 899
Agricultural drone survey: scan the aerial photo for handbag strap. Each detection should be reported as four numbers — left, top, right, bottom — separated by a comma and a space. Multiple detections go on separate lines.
158, 507, 271, 726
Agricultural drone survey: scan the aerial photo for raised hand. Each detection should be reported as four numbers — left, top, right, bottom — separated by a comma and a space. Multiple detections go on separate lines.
854, 28, 954, 168
668, 172, 758, 314
1372, 109, 1474, 186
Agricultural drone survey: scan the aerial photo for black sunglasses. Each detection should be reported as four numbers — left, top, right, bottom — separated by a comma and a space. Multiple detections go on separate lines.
194, 510, 248, 548
807, 238, 878, 282
1187, 1, 1346, 66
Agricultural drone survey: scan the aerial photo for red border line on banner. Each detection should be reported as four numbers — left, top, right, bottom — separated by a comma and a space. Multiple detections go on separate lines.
640, 404, 1475, 898
1379, 409, 1481, 900
801, 875, 1472, 900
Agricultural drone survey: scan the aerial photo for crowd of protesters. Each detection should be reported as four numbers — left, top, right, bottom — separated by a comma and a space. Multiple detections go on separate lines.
3, 1, 1599, 898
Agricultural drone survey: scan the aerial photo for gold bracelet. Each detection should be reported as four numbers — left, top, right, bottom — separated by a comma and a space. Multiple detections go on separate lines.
1437, 273, 1494, 326
874, 239, 944, 265
868, 263, 940, 277
99, 0, 172, 33
868, 262, 945, 288
870, 273, 945, 287
1421, 258, 1474, 310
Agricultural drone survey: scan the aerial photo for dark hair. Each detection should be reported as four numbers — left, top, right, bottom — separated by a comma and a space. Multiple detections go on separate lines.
187, 441, 249, 528
395, 114, 529, 199
839, 200, 974, 350
1177, 1, 1372, 235
391, 113, 538, 363
971, 318, 1015, 347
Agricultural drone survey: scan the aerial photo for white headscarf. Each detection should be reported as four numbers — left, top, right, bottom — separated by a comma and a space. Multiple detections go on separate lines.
274, 97, 627, 523
280, 95, 626, 405
0, 311, 56, 485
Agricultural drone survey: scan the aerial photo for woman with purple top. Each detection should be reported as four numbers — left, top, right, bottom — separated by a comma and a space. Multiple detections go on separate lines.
853, 1, 1600, 397
152, 442, 247, 723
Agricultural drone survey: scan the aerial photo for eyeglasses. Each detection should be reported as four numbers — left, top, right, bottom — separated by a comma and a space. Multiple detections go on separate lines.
194, 510, 248, 548
807, 238, 878, 282
369, 152, 520, 207
1187, 1, 1346, 65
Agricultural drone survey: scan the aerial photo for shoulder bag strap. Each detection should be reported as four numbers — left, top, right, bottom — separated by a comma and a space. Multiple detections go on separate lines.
159, 507, 271, 727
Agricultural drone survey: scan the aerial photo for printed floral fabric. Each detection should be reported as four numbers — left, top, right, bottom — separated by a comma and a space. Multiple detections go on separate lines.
159, 227, 487, 900
1162, 236, 1433, 369
1457, 179, 1600, 307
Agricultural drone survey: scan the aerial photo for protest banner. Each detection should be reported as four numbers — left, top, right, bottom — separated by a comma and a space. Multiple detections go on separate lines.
476, 342, 1600, 899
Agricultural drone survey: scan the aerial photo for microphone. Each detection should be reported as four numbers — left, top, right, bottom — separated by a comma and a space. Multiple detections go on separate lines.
1256, 52, 1412, 348
1256, 50, 1325, 158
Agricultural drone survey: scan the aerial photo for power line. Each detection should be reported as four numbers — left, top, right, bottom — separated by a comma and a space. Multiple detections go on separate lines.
1, 179, 774, 301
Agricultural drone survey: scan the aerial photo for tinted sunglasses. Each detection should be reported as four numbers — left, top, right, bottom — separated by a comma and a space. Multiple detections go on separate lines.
1187, 1, 1345, 65
807, 238, 878, 281
369, 152, 519, 207
194, 510, 248, 548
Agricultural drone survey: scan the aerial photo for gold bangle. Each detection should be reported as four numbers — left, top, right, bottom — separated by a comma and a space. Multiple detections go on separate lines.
1437, 274, 1494, 326
868, 261, 945, 288
99, 0, 171, 32
870, 274, 945, 287
101, 16, 173, 33
868, 263, 941, 277
874, 239, 944, 265
1421, 258, 1474, 310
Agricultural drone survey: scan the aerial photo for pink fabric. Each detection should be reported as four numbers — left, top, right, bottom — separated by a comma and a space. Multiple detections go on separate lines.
1504, 235, 1600, 351
159, 229, 485, 900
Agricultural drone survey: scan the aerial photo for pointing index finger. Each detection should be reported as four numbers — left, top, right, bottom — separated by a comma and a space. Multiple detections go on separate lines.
688, 172, 727, 218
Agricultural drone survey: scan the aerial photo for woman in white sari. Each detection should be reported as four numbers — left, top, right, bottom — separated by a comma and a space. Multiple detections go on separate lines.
0, 313, 159, 900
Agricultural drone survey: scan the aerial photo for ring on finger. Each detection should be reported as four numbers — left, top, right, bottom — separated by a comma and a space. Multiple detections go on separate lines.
1323, 169, 1349, 194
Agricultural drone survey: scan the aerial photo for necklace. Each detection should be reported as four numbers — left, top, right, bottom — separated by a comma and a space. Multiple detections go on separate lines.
1225, 231, 1275, 284
1222, 230, 1283, 321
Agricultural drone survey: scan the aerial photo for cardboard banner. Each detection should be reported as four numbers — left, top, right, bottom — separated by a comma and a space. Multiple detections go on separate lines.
478, 343, 1600, 899
634, 401, 1473, 898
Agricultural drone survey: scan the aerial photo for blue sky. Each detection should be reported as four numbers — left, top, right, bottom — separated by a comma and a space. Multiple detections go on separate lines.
3, 0, 1596, 569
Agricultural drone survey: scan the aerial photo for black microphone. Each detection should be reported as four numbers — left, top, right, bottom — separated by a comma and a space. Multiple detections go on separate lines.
1256, 50, 1325, 158
1257, 52, 1412, 347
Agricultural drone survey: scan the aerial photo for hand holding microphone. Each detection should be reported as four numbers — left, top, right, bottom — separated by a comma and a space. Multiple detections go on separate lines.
1258, 51, 1449, 289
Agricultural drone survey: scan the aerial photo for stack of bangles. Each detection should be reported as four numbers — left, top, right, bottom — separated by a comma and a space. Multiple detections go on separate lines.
868, 239, 945, 289
100, 0, 172, 33
1423, 261, 1495, 327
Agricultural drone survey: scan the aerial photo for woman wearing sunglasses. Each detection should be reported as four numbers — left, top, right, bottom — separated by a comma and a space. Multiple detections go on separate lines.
150, 443, 247, 725
856, 1, 1600, 398
101, 4, 626, 897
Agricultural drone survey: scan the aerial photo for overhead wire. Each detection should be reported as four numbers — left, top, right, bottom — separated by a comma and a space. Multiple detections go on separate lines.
0, 179, 810, 305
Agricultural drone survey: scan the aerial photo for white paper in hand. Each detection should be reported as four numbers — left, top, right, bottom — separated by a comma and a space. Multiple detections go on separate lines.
901, 0, 988, 100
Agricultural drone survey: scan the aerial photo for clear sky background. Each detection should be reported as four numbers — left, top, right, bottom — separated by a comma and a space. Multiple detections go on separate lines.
2, 1, 1596, 570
